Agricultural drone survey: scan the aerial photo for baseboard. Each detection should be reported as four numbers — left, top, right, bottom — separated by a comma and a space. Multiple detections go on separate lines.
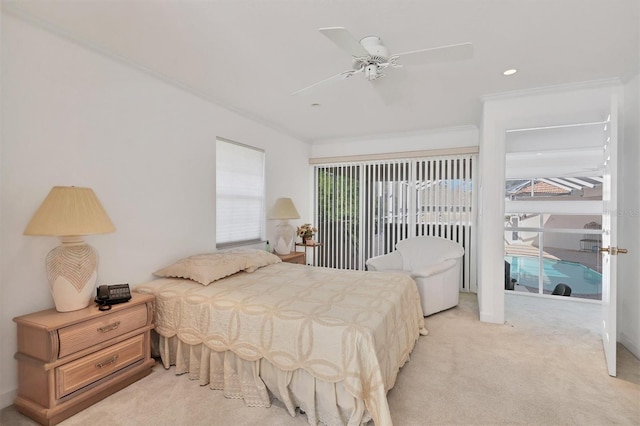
479, 310, 504, 324
0, 388, 16, 410
619, 333, 640, 360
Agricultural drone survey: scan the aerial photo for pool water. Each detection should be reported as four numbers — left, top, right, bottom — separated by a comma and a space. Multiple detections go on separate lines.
505, 255, 602, 299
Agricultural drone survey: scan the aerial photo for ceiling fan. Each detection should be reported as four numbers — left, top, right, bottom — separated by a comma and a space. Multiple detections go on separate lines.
292, 27, 473, 98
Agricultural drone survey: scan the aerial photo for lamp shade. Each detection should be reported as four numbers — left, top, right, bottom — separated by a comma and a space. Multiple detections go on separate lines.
267, 198, 300, 220
24, 186, 115, 236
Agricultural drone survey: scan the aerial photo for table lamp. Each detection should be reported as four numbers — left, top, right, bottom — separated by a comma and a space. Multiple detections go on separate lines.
268, 198, 300, 255
24, 186, 115, 312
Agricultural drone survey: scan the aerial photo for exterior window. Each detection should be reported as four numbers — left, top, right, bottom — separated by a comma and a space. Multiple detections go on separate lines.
505, 177, 603, 200
216, 138, 265, 248
504, 211, 603, 300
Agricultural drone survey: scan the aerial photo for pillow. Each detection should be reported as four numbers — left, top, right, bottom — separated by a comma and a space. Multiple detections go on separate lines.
223, 248, 282, 273
153, 252, 247, 285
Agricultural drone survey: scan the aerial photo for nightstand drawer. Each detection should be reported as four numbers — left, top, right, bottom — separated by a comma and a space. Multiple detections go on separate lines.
55, 334, 145, 399
58, 304, 148, 358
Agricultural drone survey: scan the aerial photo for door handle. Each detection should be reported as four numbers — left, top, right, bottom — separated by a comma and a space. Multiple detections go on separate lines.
600, 247, 628, 255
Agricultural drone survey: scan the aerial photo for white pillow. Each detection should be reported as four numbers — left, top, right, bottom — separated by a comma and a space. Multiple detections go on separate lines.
153, 252, 247, 285
152, 249, 282, 285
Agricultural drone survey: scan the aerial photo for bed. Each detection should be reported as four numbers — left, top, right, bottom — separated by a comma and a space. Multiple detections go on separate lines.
134, 249, 426, 425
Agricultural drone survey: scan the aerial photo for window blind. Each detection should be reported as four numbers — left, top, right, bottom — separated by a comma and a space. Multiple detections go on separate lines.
216, 138, 265, 247
314, 154, 477, 292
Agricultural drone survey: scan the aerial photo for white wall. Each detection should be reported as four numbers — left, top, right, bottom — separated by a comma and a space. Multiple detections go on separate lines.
477, 100, 506, 323
0, 14, 310, 408
618, 73, 640, 358
310, 125, 478, 159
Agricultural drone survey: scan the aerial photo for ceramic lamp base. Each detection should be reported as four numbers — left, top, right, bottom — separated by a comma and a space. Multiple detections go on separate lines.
45, 237, 98, 312
274, 220, 295, 255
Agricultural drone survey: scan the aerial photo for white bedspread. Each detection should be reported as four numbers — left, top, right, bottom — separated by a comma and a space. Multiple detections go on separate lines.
135, 262, 426, 425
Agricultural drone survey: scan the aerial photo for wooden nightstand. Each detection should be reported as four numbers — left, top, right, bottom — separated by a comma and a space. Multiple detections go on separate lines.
13, 292, 155, 426
276, 251, 306, 265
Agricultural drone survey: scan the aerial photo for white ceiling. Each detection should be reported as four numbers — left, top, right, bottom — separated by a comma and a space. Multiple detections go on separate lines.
3, 0, 639, 144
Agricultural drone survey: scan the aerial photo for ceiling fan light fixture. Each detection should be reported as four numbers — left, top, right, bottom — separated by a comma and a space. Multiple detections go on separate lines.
503, 68, 518, 76
364, 64, 383, 81
292, 27, 474, 97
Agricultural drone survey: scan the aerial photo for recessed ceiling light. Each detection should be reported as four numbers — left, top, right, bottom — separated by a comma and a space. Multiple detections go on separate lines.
503, 69, 517, 76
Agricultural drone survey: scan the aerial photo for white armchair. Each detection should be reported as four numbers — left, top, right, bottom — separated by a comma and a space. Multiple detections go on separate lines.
366, 236, 465, 316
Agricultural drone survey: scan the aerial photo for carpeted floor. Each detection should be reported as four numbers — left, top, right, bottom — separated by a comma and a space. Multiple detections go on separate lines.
2, 292, 639, 425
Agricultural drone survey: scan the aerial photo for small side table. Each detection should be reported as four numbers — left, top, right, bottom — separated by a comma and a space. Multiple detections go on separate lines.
295, 242, 323, 266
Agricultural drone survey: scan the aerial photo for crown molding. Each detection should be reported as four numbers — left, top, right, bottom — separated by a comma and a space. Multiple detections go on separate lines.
481, 78, 622, 103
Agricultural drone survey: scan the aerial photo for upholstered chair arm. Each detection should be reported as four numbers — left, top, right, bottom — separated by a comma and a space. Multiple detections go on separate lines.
365, 251, 404, 271
411, 259, 457, 278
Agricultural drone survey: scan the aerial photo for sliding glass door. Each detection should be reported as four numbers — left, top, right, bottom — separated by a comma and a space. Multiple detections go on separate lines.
314, 154, 477, 292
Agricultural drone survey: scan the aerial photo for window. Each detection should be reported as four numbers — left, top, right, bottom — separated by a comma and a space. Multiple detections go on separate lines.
504, 184, 603, 300
504, 213, 602, 300
216, 138, 265, 248
505, 177, 603, 200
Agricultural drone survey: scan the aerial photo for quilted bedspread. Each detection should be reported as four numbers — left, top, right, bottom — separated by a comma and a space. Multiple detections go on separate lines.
135, 262, 426, 425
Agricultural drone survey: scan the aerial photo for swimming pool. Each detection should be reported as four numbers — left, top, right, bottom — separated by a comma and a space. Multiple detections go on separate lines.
504, 255, 602, 299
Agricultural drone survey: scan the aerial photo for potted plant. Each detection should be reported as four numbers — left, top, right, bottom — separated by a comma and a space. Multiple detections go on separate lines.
297, 223, 317, 244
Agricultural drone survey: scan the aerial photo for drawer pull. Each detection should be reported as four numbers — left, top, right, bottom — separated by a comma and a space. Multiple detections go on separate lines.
95, 355, 119, 369
97, 321, 121, 333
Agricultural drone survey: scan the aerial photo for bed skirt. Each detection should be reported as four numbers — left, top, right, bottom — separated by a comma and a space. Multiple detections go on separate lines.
152, 332, 372, 426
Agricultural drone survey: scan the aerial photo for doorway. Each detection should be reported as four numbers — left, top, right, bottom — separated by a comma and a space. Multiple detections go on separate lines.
502, 115, 618, 375
478, 83, 622, 376
504, 122, 606, 301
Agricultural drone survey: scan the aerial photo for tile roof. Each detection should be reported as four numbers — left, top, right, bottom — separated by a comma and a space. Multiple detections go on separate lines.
515, 181, 571, 195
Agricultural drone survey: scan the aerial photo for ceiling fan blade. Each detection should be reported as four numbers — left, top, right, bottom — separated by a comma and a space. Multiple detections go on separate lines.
370, 72, 406, 105
292, 69, 358, 96
319, 27, 370, 58
394, 42, 473, 67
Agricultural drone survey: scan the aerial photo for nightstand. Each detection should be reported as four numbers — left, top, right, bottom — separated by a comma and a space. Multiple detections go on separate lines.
13, 292, 155, 426
276, 251, 306, 265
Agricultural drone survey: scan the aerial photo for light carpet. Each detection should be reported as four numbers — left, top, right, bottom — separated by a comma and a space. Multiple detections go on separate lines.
2, 292, 639, 425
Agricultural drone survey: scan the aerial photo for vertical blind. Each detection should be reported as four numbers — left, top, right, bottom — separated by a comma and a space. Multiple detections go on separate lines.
314, 154, 477, 292
216, 138, 265, 247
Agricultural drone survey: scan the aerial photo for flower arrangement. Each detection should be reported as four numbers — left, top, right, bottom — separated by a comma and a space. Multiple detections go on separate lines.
296, 223, 317, 242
